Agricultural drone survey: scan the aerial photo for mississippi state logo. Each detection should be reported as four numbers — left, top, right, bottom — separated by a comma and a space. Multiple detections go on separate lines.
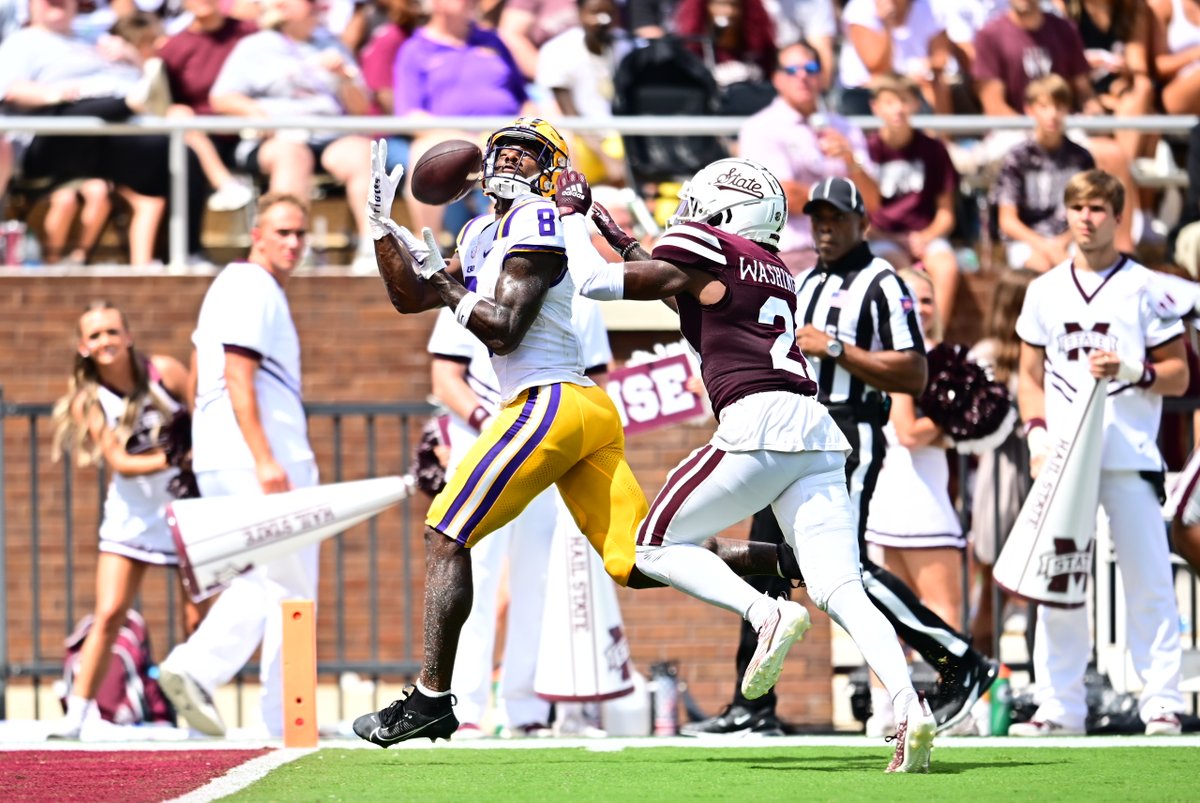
605, 625, 631, 680
714, 167, 765, 198
1059, 322, 1116, 360
1038, 537, 1094, 595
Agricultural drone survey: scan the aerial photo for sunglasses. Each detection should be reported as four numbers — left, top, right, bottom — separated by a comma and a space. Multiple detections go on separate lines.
778, 61, 821, 77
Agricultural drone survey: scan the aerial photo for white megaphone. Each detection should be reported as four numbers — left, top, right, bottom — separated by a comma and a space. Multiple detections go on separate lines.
168, 475, 415, 603
993, 378, 1107, 608
534, 497, 635, 702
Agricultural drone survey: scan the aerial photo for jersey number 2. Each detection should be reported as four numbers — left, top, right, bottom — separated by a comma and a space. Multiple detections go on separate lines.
759, 296, 808, 377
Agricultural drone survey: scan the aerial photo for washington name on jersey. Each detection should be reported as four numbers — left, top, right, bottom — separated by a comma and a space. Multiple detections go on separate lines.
653, 222, 817, 417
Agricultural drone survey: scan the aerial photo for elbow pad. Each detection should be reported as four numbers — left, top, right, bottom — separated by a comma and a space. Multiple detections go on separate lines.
563, 214, 626, 301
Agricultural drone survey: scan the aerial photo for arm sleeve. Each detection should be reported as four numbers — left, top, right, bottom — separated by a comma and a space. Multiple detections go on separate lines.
562, 214, 626, 301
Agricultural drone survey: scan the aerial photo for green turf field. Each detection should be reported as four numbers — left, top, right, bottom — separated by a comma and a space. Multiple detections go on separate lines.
224, 746, 1198, 802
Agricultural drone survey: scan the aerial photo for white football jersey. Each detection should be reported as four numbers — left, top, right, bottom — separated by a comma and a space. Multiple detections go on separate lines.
456, 195, 591, 403
1016, 256, 1184, 470
428, 295, 612, 469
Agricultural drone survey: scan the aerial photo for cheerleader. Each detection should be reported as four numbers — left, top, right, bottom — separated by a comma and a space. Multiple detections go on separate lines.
48, 301, 207, 739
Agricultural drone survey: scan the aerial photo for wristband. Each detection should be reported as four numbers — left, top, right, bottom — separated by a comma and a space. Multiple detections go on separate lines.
1022, 417, 1046, 437
467, 405, 490, 432
618, 238, 641, 259
454, 291, 482, 327
1025, 419, 1049, 457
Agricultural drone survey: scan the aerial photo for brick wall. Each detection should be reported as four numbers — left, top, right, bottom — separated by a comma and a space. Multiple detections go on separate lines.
3, 270, 1019, 727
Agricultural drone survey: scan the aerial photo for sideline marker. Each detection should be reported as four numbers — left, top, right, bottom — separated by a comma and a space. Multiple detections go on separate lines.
282, 599, 318, 747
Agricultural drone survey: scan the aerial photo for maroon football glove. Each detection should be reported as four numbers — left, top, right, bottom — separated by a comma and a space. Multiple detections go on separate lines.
555, 169, 592, 217
590, 202, 638, 258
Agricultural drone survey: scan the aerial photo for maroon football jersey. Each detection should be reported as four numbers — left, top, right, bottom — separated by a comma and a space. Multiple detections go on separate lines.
653, 222, 818, 417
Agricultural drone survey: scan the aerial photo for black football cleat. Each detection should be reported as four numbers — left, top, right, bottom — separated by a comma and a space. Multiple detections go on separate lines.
353, 684, 459, 748
932, 654, 999, 732
679, 704, 785, 737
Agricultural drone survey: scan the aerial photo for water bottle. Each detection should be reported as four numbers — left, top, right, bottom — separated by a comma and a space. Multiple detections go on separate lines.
649, 661, 680, 736
989, 664, 1013, 736
1, 220, 26, 267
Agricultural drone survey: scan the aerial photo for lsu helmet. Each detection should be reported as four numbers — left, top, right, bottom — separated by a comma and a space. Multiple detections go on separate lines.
482, 117, 570, 200
668, 158, 788, 248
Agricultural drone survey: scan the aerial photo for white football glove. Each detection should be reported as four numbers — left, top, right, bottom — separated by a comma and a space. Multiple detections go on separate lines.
413, 227, 447, 280
394, 224, 430, 265
367, 138, 404, 241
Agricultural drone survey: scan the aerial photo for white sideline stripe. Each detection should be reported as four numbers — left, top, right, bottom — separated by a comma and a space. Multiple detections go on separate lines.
2, 734, 1199, 752
164, 747, 314, 803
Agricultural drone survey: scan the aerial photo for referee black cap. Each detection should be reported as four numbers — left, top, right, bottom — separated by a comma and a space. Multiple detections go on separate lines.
803, 177, 866, 217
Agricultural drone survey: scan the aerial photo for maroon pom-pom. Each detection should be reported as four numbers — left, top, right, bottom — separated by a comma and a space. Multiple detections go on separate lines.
919, 342, 1012, 441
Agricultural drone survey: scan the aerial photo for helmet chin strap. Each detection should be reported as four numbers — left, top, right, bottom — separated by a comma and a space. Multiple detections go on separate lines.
484, 174, 537, 200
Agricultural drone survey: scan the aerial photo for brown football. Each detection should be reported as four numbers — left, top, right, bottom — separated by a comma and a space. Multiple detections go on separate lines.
410, 139, 484, 205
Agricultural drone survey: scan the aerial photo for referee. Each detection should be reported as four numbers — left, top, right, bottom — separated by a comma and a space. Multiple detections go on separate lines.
683, 178, 997, 736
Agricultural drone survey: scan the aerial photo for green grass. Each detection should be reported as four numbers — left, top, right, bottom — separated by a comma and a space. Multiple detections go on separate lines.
224, 746, 1200, 802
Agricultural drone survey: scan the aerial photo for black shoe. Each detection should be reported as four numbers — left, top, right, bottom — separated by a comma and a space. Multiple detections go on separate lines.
353, 685, 459, 748
679, 705, 785, 737
932, 654, 999, 732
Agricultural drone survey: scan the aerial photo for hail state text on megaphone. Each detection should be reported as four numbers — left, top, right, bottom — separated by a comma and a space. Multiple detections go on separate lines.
168, 475, 414, 603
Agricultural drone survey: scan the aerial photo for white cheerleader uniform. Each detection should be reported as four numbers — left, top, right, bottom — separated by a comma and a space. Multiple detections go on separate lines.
95, 367, 183, 565
865, 402, 964, 550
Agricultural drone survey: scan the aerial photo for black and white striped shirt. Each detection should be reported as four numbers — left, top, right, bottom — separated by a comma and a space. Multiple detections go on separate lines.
795, 243, 925, 410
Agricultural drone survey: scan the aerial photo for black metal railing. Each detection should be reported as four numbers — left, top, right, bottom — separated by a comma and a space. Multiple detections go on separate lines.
0, 388, 435, 721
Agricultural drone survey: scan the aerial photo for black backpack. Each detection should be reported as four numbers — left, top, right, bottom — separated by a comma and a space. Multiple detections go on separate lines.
612, 36, 730, 185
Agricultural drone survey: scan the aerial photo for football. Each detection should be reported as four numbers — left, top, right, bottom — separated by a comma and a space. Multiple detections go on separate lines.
410, 139, 484, 205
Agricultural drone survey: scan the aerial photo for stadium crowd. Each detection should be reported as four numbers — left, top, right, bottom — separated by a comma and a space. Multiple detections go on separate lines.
2, 0, 1199, 267
4, 0, 1199, 741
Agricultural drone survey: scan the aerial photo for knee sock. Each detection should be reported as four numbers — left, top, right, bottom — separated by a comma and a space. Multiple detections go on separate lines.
825, 580, 915, 714
636, 544, 762, 617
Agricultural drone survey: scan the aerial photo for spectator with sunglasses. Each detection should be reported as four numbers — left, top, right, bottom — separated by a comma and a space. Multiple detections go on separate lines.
737, 41, 880, 275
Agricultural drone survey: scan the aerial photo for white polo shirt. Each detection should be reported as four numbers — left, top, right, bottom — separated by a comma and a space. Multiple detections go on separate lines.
191, 262, 313, 472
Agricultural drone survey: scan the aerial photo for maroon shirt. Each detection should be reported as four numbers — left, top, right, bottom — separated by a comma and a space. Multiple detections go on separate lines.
972, 14, 1089, 112
159, 18, 258, 115
654, 222, 818, 417
867, 130, 958, 234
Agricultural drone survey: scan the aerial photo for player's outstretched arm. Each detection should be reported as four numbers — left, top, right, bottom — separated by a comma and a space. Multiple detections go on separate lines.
556, 170, 715, 303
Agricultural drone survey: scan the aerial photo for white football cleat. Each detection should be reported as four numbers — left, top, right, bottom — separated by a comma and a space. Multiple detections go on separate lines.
886, 695, 936, 774
740, 601, 811, 701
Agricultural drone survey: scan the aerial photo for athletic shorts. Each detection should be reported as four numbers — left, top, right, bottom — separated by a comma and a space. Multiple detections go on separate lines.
426, 382, 646, 585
